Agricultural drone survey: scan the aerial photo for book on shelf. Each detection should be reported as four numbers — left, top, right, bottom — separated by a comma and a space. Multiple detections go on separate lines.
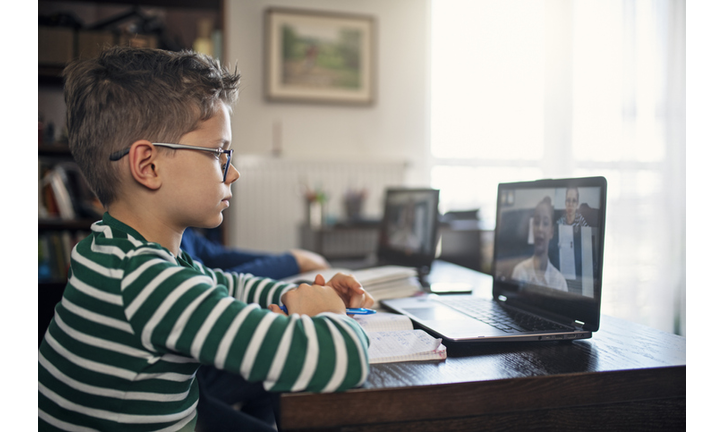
354, 312, 447, 364
43, 166, 76, 220
39, 161, 103, 221
39, 230, 90, 283
282, 265, 423, 308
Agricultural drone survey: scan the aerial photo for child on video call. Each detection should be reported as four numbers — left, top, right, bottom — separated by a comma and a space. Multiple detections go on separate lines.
38, 46, 374, 432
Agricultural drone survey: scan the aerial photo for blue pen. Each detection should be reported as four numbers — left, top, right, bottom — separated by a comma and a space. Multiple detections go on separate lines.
279, 305, 376, 315
345, 308, 377, 315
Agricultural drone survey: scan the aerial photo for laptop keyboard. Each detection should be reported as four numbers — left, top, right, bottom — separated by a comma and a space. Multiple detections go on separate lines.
436, 297, 569, 333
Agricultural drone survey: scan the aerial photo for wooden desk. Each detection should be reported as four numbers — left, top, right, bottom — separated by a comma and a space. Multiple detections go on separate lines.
278, 262, 686, 431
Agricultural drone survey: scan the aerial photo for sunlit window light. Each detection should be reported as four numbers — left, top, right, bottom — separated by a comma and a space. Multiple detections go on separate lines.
430, 0, 685, 335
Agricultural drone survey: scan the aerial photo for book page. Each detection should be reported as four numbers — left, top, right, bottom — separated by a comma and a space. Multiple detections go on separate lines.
367, 329, 446, 364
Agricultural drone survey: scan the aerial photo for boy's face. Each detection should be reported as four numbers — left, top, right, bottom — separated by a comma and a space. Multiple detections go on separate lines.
532, 203, 554, 256
161, 105, 239, 230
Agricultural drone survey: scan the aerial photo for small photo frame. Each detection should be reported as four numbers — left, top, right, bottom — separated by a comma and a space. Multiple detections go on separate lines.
264, 8, 376, 105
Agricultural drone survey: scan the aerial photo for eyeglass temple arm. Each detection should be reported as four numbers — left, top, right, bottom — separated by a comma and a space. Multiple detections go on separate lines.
109, 148, 131, 161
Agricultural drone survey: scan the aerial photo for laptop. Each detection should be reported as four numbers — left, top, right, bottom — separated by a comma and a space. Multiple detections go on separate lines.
331, 188, 441, 272
382, 176, 607, 342
376, 188, 440, 269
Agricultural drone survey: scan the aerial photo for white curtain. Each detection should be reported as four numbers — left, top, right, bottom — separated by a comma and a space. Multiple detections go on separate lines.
430, 0, 685, 334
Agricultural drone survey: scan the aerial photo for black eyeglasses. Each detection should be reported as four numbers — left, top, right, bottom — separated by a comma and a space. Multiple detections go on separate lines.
109, 143, 234, 182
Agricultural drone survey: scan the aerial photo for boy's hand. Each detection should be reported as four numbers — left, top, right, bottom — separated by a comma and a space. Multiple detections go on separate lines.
277, 282, 346, 316
268, 304, 287, 315
319, 273, 375, 309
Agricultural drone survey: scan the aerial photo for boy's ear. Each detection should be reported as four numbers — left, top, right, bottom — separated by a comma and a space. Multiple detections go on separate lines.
127, 140, 162, 190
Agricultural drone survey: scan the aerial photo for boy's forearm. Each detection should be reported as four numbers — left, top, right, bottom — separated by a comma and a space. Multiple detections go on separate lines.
125, 262, 369, 393
200, 271, 370, 392
237, 312, 370, 393
224, 271, 296, 308
168, 296, 369, 393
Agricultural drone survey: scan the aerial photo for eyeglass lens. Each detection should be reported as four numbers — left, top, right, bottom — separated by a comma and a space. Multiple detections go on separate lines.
221, 150, 232, 182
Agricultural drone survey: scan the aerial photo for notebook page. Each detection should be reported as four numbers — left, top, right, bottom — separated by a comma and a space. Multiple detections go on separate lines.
367, 330, 446, 364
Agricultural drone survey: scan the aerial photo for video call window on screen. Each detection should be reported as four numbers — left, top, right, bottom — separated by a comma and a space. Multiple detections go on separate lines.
381, 190, 438, 257
495, 186, 602, 298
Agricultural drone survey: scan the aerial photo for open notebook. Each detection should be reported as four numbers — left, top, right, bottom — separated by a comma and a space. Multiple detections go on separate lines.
354, 312, 446, 364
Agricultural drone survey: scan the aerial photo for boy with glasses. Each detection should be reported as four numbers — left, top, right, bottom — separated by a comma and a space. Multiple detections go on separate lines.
38, 46, 373, 432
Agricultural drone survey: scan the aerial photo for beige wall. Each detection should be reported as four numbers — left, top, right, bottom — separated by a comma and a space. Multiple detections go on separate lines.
224, 0, 432, 247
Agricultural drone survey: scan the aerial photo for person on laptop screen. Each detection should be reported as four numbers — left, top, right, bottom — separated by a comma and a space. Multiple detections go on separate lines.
558, 187, 589, 231
387, 198, 424, 252
511, 196, 568, 292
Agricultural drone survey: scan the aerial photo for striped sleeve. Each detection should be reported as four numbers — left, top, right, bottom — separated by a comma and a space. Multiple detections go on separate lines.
121, 249, 370, 393
39, 216, 370, 431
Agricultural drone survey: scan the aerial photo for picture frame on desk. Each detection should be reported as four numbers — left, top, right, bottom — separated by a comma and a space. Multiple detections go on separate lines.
264, 7, 376, 105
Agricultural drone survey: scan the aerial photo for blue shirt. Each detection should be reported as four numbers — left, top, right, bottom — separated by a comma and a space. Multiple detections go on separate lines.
181, 229, 299, 279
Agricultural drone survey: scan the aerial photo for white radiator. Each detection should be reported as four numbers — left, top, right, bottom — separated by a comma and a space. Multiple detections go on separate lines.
229, 156, 407, 252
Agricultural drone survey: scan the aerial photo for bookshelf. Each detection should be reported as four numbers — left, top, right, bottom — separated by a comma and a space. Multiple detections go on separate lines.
38, 0, 224, 344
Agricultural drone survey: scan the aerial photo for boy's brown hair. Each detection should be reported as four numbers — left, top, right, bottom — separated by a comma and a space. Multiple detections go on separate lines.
63, 46, 240, 206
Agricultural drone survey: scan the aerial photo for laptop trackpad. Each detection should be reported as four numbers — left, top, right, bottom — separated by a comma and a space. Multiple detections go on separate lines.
403, 306, 471, 321
399, 305, 507, 339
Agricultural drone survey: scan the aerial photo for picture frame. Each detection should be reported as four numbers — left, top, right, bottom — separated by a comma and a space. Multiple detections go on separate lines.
264, 8, 376, 105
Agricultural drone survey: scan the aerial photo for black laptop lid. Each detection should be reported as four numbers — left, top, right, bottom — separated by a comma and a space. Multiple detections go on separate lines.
492, 177, 607, 331
377, 188, 440, 269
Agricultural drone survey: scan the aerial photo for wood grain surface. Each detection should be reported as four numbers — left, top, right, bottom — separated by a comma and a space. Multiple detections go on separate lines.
278, 262, 686, 431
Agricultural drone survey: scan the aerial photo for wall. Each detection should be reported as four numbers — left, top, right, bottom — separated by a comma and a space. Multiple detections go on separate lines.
231, 156, 406, 252
224, 0, 431, 250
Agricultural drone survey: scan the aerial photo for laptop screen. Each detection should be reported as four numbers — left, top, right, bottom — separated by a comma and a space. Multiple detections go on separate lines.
377, 188, 440, 269
492, 177, 607, 331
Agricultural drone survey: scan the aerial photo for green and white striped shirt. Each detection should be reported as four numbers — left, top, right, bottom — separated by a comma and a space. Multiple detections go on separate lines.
39, 213, 370, 431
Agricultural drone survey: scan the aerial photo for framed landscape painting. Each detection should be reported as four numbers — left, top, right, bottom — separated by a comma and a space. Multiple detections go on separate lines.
264, 8, 376, 105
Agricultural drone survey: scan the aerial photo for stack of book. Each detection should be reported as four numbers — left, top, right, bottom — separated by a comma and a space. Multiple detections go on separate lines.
283, 265, 423, 308
345, 266, 422, 308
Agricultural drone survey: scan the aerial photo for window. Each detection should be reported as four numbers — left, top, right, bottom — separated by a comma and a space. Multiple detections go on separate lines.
430, 0, 685, 335
430, 0, 545, 223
